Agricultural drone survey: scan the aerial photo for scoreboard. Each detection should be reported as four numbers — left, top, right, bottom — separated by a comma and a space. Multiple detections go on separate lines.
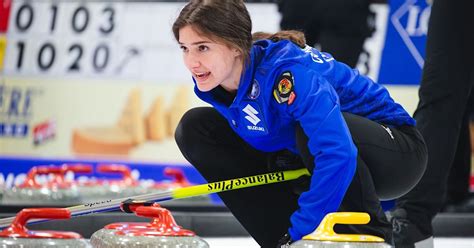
0, 0, 280, 81
1, 1, 188, 81
9, 3, 117, 74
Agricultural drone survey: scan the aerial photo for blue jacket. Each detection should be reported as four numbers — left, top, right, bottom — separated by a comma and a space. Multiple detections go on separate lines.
194, 39, 415, 240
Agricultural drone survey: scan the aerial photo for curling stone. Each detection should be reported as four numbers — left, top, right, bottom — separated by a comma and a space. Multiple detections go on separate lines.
2, 165, 82, 205
90, 204, 209, 248
290, 212, 392, 248
0, 208, 91, 247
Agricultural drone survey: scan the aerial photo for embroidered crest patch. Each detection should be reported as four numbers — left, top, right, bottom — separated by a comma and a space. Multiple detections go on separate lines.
273, 71, 296, 105
248, 79, 260, 100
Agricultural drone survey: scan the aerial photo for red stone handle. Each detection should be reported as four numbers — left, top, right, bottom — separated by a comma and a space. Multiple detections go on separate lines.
20, 166, 63, 188
97, 164, 137, 186
134, 206, 195, 236
13, 208, 70, 228
163, 168, 190, 186
0, 208, 77, 238
62, 163, 93, 174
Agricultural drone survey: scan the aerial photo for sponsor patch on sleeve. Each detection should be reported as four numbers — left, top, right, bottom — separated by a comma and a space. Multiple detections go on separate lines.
273, 71, 296, 105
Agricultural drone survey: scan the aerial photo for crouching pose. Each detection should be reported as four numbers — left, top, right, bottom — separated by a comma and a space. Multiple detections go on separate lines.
173, 0, 427, 247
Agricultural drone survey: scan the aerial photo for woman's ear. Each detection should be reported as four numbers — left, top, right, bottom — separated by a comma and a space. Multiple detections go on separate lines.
233, 48, 242, 57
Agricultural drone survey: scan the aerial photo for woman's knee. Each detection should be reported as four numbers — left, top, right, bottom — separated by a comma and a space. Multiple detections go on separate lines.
174, 107, 215, 148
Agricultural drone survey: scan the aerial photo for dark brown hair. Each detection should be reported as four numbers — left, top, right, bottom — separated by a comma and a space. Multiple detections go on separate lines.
252, 30, 306, 48
172, 0, 307, 65
172, 0, 253, 63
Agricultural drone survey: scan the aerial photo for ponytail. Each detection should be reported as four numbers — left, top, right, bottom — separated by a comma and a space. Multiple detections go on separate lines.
252, 30, 306, 48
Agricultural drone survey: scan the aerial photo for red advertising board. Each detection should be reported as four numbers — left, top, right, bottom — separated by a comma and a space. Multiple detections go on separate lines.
0, 0, 12, 32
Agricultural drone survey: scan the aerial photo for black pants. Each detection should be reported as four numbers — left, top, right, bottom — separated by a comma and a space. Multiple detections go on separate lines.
395, 0, 474, 237
175, 107, 427, 248
278, 0, 375, 67
445, 92, 474, 207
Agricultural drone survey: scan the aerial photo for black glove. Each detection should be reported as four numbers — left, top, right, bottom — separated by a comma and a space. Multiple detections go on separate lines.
267, 149, 311, 195
276, 233, 293, 248
266, 149, 304, 172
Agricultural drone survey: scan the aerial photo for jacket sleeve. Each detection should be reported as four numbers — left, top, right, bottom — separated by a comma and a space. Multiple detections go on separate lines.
273, 65, 358, 240
320, 52, 415, 126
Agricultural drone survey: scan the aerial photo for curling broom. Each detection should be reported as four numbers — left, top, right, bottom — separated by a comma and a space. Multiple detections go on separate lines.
0, 168, 310, 228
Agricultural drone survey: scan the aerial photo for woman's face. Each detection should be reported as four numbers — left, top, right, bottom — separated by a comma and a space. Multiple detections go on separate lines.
179, 25, 242, 92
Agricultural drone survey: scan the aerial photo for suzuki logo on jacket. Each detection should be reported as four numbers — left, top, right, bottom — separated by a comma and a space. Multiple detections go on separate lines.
242, 104, 265, 132
243, 104, 261, 125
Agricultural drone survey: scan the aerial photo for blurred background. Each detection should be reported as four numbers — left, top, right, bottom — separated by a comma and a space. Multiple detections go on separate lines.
0, 0, 472, 245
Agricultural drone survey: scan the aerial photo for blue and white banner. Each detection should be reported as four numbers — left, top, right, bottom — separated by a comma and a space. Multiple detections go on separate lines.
378, 0, 430, 85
